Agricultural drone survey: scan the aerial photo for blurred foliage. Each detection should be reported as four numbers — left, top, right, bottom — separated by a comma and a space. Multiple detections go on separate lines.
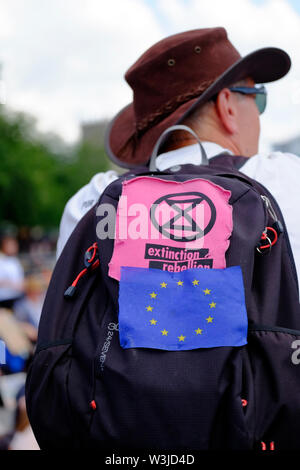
0, 108, 110, 228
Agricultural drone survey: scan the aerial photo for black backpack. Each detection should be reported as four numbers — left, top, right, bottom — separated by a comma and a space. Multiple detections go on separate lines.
26, 127, 300, 451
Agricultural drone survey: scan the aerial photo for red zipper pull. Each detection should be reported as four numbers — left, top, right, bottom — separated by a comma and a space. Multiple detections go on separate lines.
64, 243, 100, 298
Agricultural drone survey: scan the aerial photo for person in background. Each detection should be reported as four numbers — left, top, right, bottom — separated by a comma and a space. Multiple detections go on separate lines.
14, 276, 44, 330
0, 385, 39, 450
0, 232, 24, 310
0, 229, 37, 374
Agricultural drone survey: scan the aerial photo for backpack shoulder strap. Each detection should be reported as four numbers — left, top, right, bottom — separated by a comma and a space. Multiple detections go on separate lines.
37, 204, 100, 346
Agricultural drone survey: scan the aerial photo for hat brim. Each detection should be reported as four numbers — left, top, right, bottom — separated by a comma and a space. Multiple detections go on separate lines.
106, 47, 291, 168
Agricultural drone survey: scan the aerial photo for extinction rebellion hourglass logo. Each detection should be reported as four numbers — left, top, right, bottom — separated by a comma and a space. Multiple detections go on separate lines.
146, 191, 216, 272
150, 192, 216, 242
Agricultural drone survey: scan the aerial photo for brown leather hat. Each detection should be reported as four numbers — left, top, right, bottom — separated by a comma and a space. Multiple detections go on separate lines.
105, 27, 291, 168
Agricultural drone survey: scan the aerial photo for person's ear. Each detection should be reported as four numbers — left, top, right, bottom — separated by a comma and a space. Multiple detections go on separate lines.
215, 88, 239, 135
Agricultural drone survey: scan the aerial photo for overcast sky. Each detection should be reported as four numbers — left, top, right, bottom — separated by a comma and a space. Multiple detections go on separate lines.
1, 0, 300, 154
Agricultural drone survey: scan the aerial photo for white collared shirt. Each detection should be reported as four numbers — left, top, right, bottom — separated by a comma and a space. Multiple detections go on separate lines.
56, 170, 119, 258
156, 141, 232, 170
56, 143, 300, 286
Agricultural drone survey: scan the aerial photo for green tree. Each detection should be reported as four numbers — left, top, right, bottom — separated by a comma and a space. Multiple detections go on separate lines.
0, 108, 110, 229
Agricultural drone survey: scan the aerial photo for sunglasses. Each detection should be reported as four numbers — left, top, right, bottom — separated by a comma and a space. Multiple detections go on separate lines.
228, 85, 267, 114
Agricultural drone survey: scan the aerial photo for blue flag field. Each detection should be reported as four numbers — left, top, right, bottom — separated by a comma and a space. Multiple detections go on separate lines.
118, 266, 248, 351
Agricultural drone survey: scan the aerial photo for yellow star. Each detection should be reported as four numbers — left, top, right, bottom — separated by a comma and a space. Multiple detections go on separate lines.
150, 319, 157, 325
146, 305, 153, 312
178, 335, 186, 342
203, 289, 211, 295
206, 316, 213, 323
177, 281, 184, 286
195, 328, 203, 335
209, 302, 216, 308
161, 329, 168, 336
192, 280, 199, 286
150, 292, 157, 299
160, 282, 167, 288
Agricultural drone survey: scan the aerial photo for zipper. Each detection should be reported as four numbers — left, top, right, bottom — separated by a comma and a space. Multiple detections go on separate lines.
261, 195, 284, 235
249, 324, 300, 336
261, 195, 277, 222
258, 187, 299, 289
64, 243, 100, 298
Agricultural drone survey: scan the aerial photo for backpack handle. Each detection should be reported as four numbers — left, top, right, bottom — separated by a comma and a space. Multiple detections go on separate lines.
149, 125, 209, 171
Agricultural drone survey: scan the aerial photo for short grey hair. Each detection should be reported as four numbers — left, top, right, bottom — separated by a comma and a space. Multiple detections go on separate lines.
161, 78, 251, 151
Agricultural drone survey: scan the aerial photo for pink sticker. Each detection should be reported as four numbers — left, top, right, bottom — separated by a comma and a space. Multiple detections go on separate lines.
108, 177, 232, 280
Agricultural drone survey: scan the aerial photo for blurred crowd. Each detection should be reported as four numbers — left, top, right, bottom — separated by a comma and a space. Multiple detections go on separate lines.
0, 226, 56, 450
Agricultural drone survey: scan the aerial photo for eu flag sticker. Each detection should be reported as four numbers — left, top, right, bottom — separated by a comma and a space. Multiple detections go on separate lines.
118, 266, 248, 351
